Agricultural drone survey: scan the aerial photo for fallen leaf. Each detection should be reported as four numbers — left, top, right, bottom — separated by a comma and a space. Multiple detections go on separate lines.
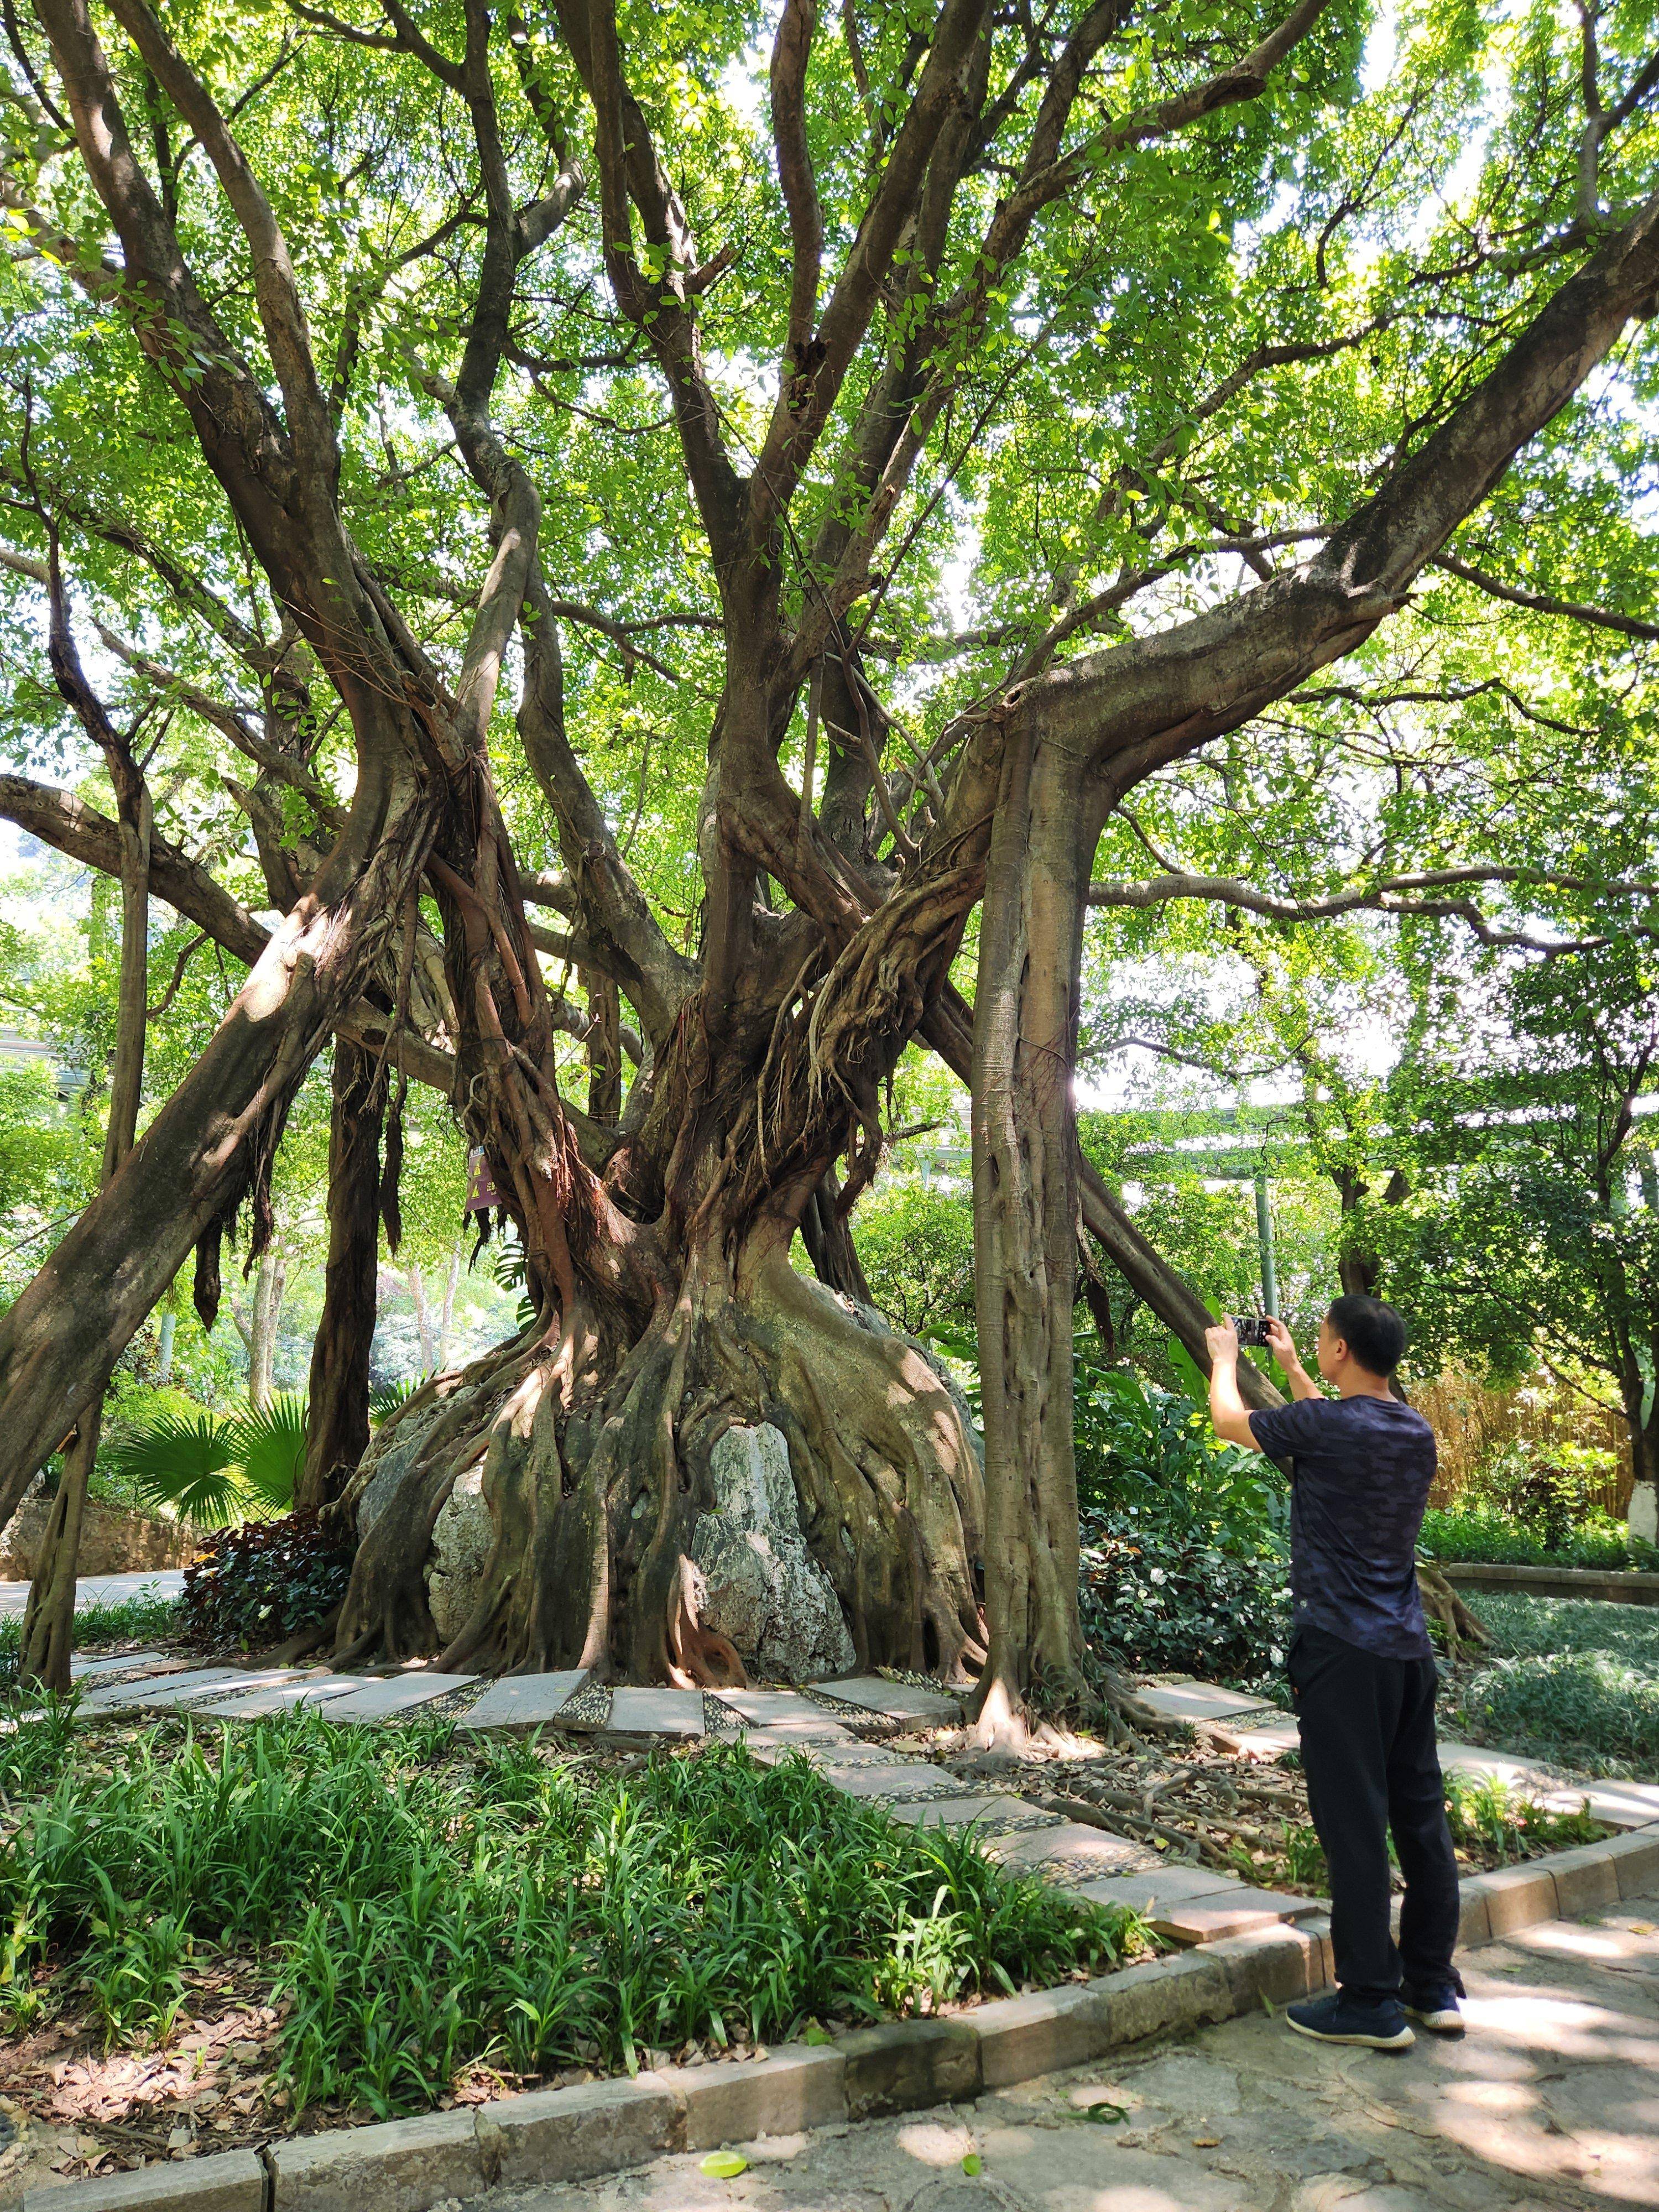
1084, 2101, 1127, 2125
701, 2151, 748, 2178
802, 2025, 833, 2047
962, 2153, 982, 2176
1192, 2136, 1220, 2148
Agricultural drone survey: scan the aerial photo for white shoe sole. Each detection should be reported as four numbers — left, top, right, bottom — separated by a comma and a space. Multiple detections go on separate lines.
1287, 2016, 1416, 2050
1402, 2006, 1465, 2036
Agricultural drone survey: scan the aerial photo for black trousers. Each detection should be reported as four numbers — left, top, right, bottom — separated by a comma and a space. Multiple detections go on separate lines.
1288, 1624, 1463, 2005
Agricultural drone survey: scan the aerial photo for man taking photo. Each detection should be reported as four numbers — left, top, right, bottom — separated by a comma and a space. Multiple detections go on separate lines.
1206, 1295, 1463, 2052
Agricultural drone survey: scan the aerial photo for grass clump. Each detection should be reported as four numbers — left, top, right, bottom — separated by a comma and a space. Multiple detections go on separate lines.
0, 1712, 1145, 2119
1470, 1593, 1659, 1668
1442, 1772, 1604, 1863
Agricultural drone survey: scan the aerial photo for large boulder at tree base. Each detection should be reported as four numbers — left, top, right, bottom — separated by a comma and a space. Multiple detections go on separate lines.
691, 1422, 857, 1681
426, 1462, 494, 1644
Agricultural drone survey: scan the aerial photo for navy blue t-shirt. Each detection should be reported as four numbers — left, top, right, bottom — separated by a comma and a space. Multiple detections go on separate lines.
1248, 1394, 1436, 1661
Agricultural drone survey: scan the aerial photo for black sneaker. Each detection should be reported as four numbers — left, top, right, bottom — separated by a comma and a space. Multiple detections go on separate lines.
1286, 1992, 1415, 2049
1400, 1983, 1465, 2036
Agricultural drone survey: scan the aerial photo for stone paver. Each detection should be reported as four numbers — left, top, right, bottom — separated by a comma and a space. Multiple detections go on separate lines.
987, 1821, 1161, 1881
322, 1670, 478, 1721
822, 1760, 973, 1801
493, 1896, 1659, 2212
1135, 1681, 1280, 1725
815, 1674, 964, 1726
75, 1665, 253, 1710
596, 1687, 707, 1739
884, 1792, 1047, 1831
713, 1688, 856, 1740
195, 1674, 376, 1718
458, 1670, 591, 1733
66, 1650, 174, 1679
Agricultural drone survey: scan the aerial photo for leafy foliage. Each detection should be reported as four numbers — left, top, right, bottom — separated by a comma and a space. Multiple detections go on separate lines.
0, 1720, 1147, 2108
854, 1186, 975, 1339
1074, 1355, 1290, 1681
111, 1394, 309, 1527
180, 1511, 353, 1650
107, 1411, 239, 1526
1418, 1505, 1656, 1571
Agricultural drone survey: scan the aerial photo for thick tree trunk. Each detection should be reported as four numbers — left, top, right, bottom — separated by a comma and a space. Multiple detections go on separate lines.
969, 729, 1095, 1740
19, 781, 150, 1692
299, 1040, 384, 1514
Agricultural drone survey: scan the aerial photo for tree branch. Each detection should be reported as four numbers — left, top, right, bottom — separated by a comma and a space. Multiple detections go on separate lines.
1431, 550, 1659, 641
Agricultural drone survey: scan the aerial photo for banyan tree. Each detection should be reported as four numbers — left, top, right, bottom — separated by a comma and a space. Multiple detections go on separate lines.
0, 0, 1655, 1725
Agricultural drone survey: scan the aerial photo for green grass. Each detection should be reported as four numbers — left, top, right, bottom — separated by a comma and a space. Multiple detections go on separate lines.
0, 1710, 1146, 2119
0, 1593, 184, 1690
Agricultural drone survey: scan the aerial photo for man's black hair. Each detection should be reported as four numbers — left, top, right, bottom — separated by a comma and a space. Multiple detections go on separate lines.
1326, 1293, 1407, 1377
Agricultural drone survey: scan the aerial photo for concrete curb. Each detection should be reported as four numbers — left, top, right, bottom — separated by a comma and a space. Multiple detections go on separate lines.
26, 1822, 1659, 2212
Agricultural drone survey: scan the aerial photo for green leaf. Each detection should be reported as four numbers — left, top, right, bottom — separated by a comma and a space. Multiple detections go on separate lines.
701, 2152, 748, 2177
962, 2153, 982, 2175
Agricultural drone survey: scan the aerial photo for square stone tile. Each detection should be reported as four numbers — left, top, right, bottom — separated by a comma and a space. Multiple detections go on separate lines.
712, 1689, 854, 1740
69, 1651, 175, 1680
884, 1793, 1040, 1829
1151, 1888, 1327, 1943
1134, 1682, 1280, 1725
812, 1676, 963, 1726
598, 1687, 706, 1739
822, 1760, 963, 1800
324, 1671, 478, 1721
77, 1667, 252, 1710
1071, 1864, 1253, 1916
986, 1822, 1154, 1880
459, 1671, 590, 1732
195, 1675, 373, 1718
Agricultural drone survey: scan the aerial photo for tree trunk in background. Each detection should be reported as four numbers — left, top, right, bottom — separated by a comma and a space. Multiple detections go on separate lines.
583, 969, 622, 1126
408, 1262, 436, 1371
246, 1249, 288, 1409
437, 1243, 463, 1369
299, 1040, 384, 1513
1078, 1159, 1282, 1413
20, 784, 150, 1693
156, 1309, 175, 1383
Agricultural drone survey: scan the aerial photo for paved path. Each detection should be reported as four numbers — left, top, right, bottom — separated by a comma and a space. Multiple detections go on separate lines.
0, 1568, 186, 1619
490, 1895, 1659, 2212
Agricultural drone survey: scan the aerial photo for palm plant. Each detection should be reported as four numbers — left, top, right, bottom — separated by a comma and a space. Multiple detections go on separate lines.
111, 1394, 307, 1526
109, 1412, 242, 1527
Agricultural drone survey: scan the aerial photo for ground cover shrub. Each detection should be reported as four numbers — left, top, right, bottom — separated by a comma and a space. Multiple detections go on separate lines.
181, 1511, 353, 1649
0, 1593, 183, 1691
1418, 1504, 1656, 1571
1448, 1649, 1659, 1773
1074, 1358, 1290, 1681
0, 1714, 1146, 2116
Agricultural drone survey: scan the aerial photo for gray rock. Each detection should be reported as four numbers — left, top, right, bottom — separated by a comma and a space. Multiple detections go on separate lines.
692, 1423, 856, 1681
426, 1463, 494, 1642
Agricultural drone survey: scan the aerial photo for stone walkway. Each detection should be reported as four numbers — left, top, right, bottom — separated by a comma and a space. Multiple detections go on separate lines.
490, 1894, 1659, 2212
